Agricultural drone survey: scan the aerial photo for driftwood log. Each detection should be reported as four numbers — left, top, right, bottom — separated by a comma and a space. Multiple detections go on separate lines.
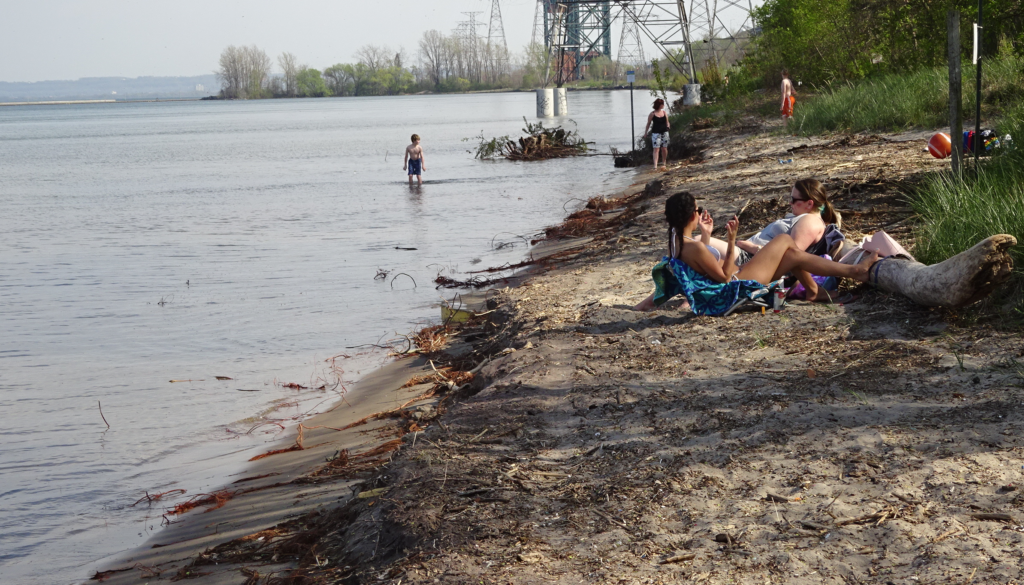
869, 235, 1016, 307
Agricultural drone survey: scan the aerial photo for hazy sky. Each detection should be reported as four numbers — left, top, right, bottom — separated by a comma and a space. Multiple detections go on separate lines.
1, 0, 540, 82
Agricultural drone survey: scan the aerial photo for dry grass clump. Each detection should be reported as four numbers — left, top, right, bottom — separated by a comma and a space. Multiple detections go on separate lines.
412, 325, 450, 353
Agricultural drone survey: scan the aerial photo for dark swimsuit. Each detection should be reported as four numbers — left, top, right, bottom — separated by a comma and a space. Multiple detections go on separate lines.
651, 113, 668, 134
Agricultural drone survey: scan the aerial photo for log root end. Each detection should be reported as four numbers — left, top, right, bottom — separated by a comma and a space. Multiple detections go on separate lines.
962, 234, 1018, 307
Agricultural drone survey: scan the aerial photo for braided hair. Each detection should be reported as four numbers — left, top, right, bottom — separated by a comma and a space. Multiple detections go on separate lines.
664, 191, 697, 260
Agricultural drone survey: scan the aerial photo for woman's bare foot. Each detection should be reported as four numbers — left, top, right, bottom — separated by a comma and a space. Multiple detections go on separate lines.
852, 251, 880, 282
634, 294, 656, 311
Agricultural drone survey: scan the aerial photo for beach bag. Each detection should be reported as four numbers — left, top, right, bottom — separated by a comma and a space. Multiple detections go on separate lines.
839, 231, 914, 265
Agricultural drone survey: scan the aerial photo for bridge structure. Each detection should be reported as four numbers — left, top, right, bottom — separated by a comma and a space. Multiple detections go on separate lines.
534, 0, 757, 86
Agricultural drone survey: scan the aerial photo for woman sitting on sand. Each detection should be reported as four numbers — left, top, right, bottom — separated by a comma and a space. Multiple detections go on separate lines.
634, 191, 876, 315
702, 178, 842, 268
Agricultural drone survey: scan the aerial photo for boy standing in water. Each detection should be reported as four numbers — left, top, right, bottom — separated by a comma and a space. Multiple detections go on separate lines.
780, 69, 796, 120
404, 134, 426, 185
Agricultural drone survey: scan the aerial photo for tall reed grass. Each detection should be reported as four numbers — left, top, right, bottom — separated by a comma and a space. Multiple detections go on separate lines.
911, 104, 1024, 313
793, 56, 1023, 135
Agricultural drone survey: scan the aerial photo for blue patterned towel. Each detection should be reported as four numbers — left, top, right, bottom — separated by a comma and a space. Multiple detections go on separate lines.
651, 256, 771, 316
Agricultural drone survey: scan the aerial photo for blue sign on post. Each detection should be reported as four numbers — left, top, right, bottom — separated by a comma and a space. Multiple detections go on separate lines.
626, 70, 635, 83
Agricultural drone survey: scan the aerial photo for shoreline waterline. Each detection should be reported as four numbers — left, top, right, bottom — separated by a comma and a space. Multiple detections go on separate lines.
0, 92, 649, 583
90, 165, 657, 584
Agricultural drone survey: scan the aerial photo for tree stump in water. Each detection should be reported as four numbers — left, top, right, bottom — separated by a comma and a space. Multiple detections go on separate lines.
871, 235, 1016, 307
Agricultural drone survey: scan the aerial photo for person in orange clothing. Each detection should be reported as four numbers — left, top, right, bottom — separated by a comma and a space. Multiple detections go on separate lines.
780, 69, 796, 119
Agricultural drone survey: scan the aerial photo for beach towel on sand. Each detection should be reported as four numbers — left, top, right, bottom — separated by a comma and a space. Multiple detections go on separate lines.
652, 256, 771, 316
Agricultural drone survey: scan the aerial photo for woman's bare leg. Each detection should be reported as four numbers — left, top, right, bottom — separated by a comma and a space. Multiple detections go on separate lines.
660, 147, 669, 168
653, 147, 660, 168
736, 234, 876, 284
791, 266, 820, 299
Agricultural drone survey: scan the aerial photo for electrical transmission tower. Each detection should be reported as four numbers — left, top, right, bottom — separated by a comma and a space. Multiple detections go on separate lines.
616, 11, 646, 77
681, 0, 757, 70
535, 0, 756, 85
615, 0, 757, 80
454, 12, 484, 82
486, 0, 510, 80
539, 0, 613, 85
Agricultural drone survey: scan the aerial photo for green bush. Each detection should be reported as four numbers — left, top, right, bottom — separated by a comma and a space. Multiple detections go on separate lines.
745, 0, 1024, 87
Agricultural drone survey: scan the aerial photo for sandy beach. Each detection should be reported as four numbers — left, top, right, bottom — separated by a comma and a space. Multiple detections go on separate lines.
93, 122, 1024, 585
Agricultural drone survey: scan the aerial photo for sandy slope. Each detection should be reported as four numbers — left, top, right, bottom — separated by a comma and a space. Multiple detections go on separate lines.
94, 125, 1024, 585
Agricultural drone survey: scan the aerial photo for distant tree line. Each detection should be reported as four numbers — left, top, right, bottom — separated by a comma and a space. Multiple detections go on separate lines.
215, 31, 650, 99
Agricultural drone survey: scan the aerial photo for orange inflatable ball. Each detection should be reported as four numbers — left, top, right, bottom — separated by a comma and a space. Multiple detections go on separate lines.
928, 132, 951, 159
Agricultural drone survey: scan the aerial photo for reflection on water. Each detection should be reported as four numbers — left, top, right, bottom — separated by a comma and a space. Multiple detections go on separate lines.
0, 91, 643, 583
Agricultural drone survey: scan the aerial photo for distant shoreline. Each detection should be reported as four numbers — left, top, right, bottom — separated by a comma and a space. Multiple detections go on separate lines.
0, 98, 204, 107
0, 87, 655, 107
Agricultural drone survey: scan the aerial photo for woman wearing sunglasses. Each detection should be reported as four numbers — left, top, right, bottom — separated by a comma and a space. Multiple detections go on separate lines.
700, 178, 842, 270
633, 191, 874, 315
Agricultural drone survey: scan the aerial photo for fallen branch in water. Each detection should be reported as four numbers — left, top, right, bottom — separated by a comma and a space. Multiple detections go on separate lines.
131, 489, 187, 507
98, 400, 110, 429
391, 272, 417, 289
434, 274, 509, 289
471, 118, 590, 161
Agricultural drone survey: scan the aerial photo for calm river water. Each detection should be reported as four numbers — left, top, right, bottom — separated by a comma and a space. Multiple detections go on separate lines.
0, 91, 644, 583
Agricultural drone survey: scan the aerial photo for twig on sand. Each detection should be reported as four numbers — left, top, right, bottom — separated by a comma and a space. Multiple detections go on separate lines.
98, 400, 110, 429
659, 552, 696, 565
971, 512, 1015, 522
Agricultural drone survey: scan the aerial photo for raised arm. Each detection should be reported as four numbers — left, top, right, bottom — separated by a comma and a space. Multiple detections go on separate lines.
722, 216, 739, 279
684, 223, 738, 284
697, 209, 713, 246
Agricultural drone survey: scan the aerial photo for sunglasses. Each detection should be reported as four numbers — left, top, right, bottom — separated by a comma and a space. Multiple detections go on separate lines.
791, 197, 810, 203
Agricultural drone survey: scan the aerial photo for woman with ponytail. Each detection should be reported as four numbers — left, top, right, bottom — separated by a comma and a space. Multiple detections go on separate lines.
702, 178, 842, 268
634, 191, 875, 315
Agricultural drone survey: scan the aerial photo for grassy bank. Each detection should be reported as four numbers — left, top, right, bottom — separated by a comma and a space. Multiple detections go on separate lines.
911, 105, 1024, 315
792, 55, 1023, 135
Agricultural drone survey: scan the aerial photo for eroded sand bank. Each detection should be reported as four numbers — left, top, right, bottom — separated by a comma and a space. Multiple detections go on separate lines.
94, 125, 1024, 585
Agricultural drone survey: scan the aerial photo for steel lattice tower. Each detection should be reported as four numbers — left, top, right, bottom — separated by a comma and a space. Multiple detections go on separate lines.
535, 0, 756, 84
540, 0, 613, 84
531, 1, 544, 48
614, 0, 757, 79
487, 0, 511, 79
616, 12, 646, 77
454, 12, 484, 82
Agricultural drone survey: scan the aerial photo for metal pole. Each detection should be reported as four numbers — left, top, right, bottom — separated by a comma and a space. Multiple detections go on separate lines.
974, 0, 982, 168
948, 10, 963, 176
630, 82, 635, 151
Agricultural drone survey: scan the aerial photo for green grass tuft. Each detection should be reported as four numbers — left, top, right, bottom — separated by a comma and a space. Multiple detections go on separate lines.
792, 55, 1024, 135
910, 102, 1024, 315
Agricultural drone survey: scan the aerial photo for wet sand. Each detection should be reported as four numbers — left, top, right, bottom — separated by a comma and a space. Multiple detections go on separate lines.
92, 354, 441, 583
